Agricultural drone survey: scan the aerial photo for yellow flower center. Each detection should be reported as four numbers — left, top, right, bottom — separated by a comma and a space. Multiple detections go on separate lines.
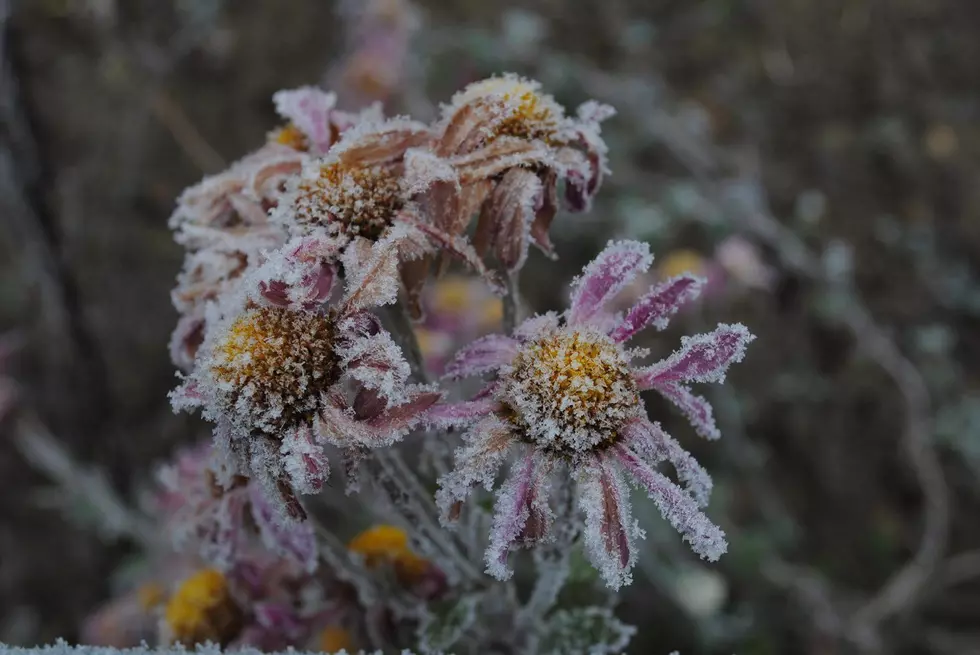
456, 77, 562, 143
348, 524, 430, 585
292, 161, 403, 240
164, 569, 242, 646
271, 123, 310, 151
504, 330, 639, 455
210, 306, 338, 434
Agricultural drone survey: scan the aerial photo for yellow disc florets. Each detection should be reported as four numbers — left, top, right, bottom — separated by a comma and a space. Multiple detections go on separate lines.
164, 569, 242, 647
292, 160, 403, 240
209, 305, 338, 434
455, 76, 564, 143
503, 329, 640, 456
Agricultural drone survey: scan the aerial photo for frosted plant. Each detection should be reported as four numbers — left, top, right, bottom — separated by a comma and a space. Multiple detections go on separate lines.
429, 240, 754, 589
169, 87, 363, 370
426, 74, 615, 273
272, 116, 502, 316
170, 230, 440, 518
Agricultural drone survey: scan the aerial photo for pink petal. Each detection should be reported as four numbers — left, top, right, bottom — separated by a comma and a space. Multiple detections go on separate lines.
484, 450, 547, 580
425, 396, 502, 428
248, 483, 318, 573
614, 444, 726, 562
435, 415, 514, 524
647, 382, 719, 440
634, 323, 755, 386
272, 86, 339, 154
621, 418, 712, 506
366, 386, 442, 432
608, 275, 705, 343
567, 240, 653, 327
279, 425, 330, 494
444, 334, 520, 380
575, 456, 637, 590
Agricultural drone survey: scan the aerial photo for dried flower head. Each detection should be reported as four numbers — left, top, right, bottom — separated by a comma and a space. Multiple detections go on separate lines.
397, 74, 616, 291
163, 569, 243, 647
428, 240, 754, 589
172, 232, 440, 516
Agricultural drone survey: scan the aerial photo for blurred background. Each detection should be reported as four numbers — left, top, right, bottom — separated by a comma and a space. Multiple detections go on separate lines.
1, 0, 979, 653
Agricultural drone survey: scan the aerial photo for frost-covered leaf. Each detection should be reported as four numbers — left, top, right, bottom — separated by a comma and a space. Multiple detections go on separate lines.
608, 275, 704, 343
534, 607, 636, 655
416, 594, 479, 654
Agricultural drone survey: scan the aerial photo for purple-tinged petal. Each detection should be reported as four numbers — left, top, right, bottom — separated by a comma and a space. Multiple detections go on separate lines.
425, 397, 502, 428
248, 483, 318, 573
575, 456, 638, 590
484, 450, 549, 580
272, 87, 339, 154
366, 386, 442, 432
614, 444, 727, 562
646, 382, 719, 440
608, 275, 705, 343
435, 415, 515, 525
279, 425, 330, 495
635, 323, 755, 386
339, 325, 412, 407
444, 334, 520, 380
567, 241, 653, 327
621, 418, 712, 507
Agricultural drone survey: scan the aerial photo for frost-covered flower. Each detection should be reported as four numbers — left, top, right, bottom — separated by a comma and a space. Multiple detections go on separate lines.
171, 232, 440, 515
272, 116, 501, 317
347, 525, 447, 599
162, 568, 244, 647
429, 240, 754, 589
425, 74, 615, 273
169, 87, 362, 370
155, 442, 318, 572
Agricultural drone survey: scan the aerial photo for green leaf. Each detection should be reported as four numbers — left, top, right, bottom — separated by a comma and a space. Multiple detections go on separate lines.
535, 607, 636, 655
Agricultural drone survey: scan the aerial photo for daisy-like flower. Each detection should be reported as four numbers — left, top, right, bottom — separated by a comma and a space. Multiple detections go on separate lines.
423, 74, 615, 273
169, 87, 364, 370
272, 115, 501, 316
428, 240, 754, 589
171, 230, 440, 517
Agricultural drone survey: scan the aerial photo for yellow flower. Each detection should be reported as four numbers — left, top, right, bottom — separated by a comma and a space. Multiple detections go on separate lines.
319, 625, 353, 653
657, 249, 706, 280
348, 524, 430, 585
270, 123, 309, 151
164, 569, 242, 646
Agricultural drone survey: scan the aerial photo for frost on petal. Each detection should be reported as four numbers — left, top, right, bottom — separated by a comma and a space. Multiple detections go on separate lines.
443, 334, 520, 380
340, 231, 403, 311
615, 444, 727, 562
252, 232, 339, 309
402, 147, 458, 196
248, 482, 318, 573
476, 167, 544, 272
567, 241, 653, 327
650, 382, 720, 440
339, 323, 412, 407
485, 450, 551, 580
435, 415, 515, 525
513, 312, 560, 341
425, 396, 502, 429
575, 457, 640, 590
621, 418, 712, 507
608, 275, 705, 343
272, 86, 339, 154
279, 425, 330, 495
365, 385, 441, 433
635, 323, 755, 386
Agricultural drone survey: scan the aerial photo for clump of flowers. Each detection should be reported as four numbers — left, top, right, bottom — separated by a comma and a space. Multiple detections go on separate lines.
69, 71, 755, 654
